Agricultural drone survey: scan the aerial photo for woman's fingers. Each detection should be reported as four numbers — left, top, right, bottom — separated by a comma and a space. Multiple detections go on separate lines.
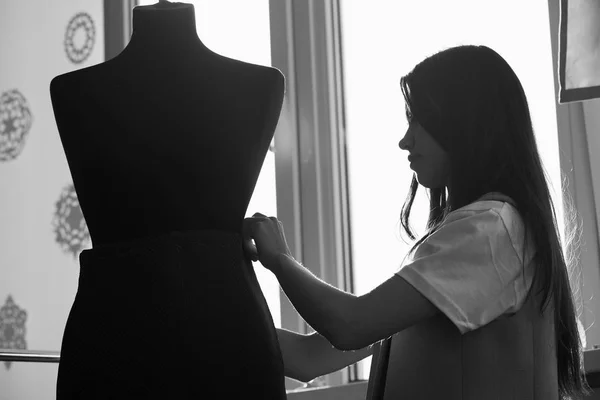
242, 217, 262, 261
243, 213, 281, 262
243, 239, 259, 261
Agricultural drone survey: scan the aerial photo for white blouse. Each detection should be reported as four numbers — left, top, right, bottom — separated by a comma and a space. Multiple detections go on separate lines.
396, 198, 536, 334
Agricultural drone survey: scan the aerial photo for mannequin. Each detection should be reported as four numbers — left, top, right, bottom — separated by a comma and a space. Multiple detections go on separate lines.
50, 2, 286, 399
51, 2, 284, 246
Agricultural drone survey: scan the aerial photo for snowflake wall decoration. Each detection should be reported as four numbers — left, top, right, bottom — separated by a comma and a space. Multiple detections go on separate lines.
0, 295, 27, 370
0, 89, 33, 162
64, 12, 95, 64
52, 183, 90, 258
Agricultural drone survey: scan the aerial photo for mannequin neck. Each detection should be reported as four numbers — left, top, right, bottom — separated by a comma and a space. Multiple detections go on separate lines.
129, 2, 207, 52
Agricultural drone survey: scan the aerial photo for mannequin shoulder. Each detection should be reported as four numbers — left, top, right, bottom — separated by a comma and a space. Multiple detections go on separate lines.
236, 63, 286, 101
224, 55, 285, 92
50, 63, 107, 97
254, 67, 286, 102
50, 72, 73, 97
241, 62, 285, 94
264, 66, 285, 91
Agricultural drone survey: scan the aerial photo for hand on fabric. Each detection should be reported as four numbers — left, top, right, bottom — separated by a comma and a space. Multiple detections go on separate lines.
243, 212, 293, 272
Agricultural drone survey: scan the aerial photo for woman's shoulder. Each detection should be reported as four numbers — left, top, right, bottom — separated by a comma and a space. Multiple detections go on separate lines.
441, 192, 523, 236
444, 192, 530, 259
450, 192, 518, 218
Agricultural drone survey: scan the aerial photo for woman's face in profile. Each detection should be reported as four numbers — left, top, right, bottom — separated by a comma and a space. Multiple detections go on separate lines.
399, 120, 451, 189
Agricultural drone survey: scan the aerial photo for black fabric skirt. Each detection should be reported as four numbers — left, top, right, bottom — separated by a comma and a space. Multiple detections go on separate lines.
56, 229, 286, 399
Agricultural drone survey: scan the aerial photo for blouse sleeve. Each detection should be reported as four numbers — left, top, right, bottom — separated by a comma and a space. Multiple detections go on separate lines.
395, 207, 530, 334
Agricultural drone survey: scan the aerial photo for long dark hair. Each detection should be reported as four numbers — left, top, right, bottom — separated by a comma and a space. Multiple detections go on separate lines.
398, 45, 591, 399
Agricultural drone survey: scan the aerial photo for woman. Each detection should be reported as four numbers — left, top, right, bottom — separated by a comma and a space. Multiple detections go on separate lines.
243, 45, 591, 399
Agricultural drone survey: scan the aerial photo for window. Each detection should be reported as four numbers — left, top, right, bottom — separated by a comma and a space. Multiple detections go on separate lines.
340, 0, 566, 379
136, 0, 282, 328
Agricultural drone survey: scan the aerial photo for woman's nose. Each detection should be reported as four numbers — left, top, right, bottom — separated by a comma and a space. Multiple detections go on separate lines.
399, 137, 411, 151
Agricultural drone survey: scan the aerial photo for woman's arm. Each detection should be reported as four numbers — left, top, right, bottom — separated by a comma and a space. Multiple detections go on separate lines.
277, 328, 374, 383
273, 254, 439, 351
273, 255, 358, 349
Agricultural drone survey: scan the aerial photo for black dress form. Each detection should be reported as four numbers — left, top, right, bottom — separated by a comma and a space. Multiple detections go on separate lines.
50, 2, 286, 398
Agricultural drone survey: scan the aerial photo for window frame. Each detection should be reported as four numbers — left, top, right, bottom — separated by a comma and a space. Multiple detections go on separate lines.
104, 0, 135, 60
269, 0, 359, 391
548, 0, 600, 352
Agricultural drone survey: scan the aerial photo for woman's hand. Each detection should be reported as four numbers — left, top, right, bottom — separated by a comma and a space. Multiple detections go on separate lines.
242, 212, 293, 272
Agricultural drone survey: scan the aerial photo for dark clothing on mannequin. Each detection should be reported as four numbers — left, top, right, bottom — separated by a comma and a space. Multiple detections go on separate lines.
58, 230, 285, 399
50, 2, 286, 398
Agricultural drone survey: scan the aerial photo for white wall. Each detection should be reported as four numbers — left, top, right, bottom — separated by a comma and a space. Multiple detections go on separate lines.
0, 1, 104, 399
